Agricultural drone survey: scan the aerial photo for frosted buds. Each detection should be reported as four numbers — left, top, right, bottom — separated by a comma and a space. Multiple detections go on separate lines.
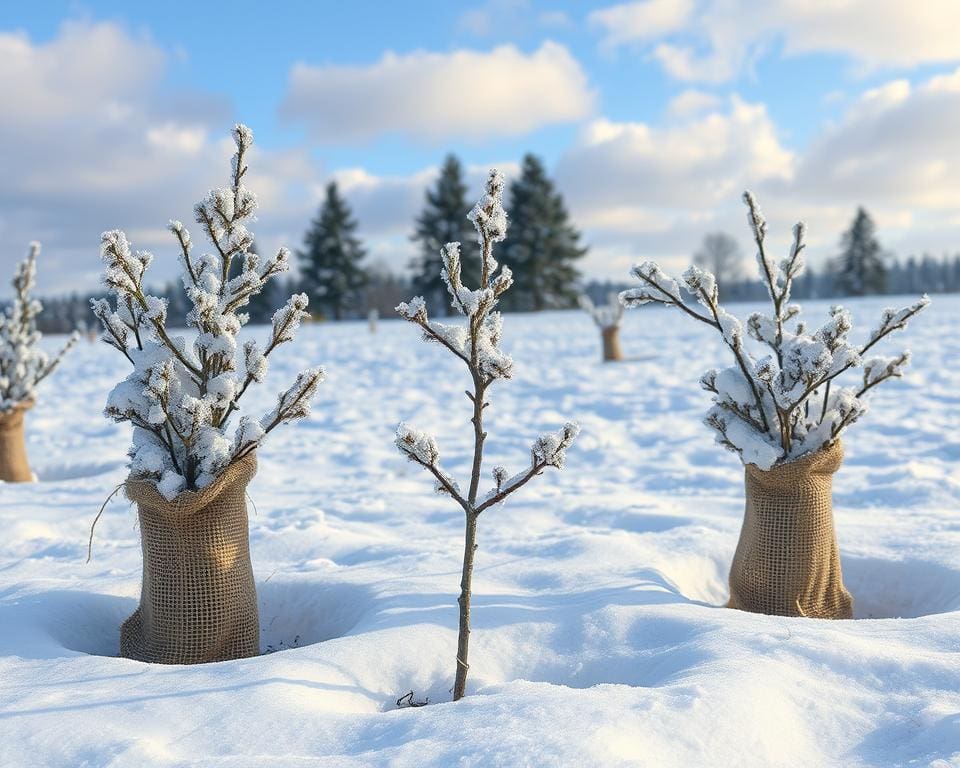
0, 242, 78, 412
94, 123, 322, 497
620, 190, 930, 469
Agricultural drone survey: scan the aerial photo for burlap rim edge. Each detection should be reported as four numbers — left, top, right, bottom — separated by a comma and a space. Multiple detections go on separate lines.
125, 451, 258, 518
0, 398, 35, 424
744, 439, 844, 482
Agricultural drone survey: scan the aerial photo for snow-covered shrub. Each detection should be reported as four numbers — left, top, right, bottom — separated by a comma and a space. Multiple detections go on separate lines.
621, 192, 928, 620
0, 243, 78, 413
94, 124, 324, 500
620, 191, 929, 470
580, 292, 624, 362
396, 170, 579, 701
0, 243, 78, 483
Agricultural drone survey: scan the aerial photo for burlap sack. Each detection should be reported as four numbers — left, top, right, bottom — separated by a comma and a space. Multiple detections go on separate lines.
728, 440, 853, 619
120, 452, 260, 663
601, 326, 623, 362
0, 401, 33, 483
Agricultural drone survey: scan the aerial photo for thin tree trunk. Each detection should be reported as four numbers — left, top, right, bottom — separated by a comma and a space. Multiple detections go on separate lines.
453, 511, 479, 700
453, 373, 486, 701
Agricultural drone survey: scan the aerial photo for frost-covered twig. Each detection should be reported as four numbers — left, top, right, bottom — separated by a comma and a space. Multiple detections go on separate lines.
94, 125, 323, 499
619, 191, 929, 469
395, 170, 578, 701
580, 293, 623, 330
0, 243, 78, 412
580, 292, 625, 362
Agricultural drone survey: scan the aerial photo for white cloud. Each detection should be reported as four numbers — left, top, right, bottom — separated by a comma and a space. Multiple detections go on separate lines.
558, 66, 960, 280
334, 167, 437, 237
280, 42, 595, 142
8, 16, 960, 295
589, 0, 693, 49
667, 89, 722, 117
458, 0, 530, 37
457, 1, 572, 37
0, 21, 321, 295
0, 21, 165, 122
794, 66, 960, 210
557, 96, 793, 216
552, 95, 799, 276
592, 0, 960, 82
0, 21, 533, 294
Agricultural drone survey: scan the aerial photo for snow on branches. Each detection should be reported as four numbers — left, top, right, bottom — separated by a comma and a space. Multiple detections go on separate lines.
0, 243, 78, 412
580, 292, 624, 330
395, 169, 579, 701
619, 191, 929, 470
395, 169, 579, 517
94, 124, 323, 499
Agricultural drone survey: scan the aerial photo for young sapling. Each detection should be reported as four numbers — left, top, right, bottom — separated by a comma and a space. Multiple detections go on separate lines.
396, 170, 579, 699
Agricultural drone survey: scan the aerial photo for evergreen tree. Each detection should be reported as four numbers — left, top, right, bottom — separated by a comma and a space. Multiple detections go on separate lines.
503, 154, 586, 311
298, 182, 367, 320
410, 154, 478, 314
834, 207, 887, 296
796, 263, 817, 300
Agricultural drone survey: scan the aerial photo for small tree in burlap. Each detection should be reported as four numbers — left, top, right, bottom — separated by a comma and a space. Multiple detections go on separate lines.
580, 292, 625, 362
620, 191, 929, 619
93, 124, 324, 664
396, 170, 579, 700
0, 244, 78, 482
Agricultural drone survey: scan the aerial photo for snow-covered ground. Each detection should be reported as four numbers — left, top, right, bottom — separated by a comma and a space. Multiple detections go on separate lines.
1, 295, 958, 767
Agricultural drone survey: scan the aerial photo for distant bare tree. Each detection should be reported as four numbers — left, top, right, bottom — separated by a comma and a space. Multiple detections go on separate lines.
694, 233, 744, 294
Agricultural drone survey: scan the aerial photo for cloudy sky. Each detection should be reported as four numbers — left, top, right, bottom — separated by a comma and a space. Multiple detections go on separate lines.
2, 0, 960, 295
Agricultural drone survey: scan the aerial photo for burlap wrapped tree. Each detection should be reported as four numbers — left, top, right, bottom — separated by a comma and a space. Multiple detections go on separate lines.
396, 170, 578, 700
0, 244, 78, 482
620, 192, 929, 619
93, 124, 324, 664
580, 292, 625, 362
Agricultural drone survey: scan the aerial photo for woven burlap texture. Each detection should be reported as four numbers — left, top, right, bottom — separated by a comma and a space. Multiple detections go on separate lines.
0, 401, 33, 483
121, 452, 260, 664
727, 439, 853, 619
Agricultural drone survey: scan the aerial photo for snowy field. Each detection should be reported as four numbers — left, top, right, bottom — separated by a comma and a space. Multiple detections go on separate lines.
1, 295, 959, 767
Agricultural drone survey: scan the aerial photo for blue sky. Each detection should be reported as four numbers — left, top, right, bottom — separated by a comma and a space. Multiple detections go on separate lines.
2, 1, 960, 294
1, 1, 879, 163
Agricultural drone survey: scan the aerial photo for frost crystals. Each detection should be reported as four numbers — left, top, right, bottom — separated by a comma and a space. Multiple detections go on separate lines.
95, 124, 323, 498
619, 191, 929, 469
0, 243, 78, 412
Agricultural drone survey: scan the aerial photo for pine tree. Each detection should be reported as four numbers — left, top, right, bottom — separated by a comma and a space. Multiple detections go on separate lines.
298, 182, 367, 320
834, 207, 887, 296
410, 154, 478, 315
503, 154, 586, 311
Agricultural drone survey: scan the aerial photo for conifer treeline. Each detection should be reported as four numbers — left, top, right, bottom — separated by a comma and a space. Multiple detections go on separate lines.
586, 207, 960, 308
15, 168, 960, 333
25, 151, 586, 330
